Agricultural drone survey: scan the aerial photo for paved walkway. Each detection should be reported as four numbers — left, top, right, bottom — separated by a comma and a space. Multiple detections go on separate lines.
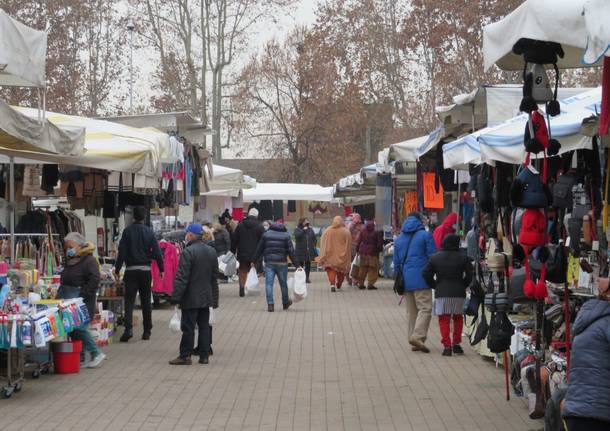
0, 273, 539, 431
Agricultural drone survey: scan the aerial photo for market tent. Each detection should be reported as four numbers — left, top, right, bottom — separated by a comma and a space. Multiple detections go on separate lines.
483, 0, 610, 70
202, 164, 256, 194
0, 107, 171, 176
388, 126, 444, 162
0, 9, 46, 88
443, 88, 600, 168
243, 183, 333, 202
0, 100, 84, 155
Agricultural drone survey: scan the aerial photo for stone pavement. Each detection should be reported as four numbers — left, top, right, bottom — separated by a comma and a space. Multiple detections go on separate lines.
0, 272, 539, 431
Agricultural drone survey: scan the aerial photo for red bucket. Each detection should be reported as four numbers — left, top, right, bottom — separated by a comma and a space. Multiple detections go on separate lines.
52, 340, 83, 374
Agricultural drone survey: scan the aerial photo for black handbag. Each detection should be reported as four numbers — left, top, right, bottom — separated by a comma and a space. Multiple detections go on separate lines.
487, 311, 514, 353
552, 173, 576, 209
393, 233, 415, 295
470, 308, 488, 346
530, 244, 567, 284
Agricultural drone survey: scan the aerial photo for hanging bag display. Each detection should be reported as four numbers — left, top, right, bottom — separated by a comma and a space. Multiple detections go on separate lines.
487, 311, 514, 353
510, 164, 550, 209
552, 173, 576, 209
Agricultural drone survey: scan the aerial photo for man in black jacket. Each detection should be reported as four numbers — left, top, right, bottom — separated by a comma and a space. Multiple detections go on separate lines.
254, 222, 297, 312
115, 206, 164, 342
169, 224, 219, 365
234, 208, 265, 297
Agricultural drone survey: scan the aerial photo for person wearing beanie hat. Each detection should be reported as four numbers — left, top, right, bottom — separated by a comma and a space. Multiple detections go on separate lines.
422, 234, 473, 356
562, 278, 610, 430
169, 223, 219, 365
234, 208, 265, 297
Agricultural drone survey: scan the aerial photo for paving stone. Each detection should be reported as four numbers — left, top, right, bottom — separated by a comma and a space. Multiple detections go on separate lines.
0, 273, 537, 430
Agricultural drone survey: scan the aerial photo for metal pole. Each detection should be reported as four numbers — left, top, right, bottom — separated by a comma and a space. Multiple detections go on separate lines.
129, 29, 134, 114
9, 157, 15, 263
127, 22, 135, 114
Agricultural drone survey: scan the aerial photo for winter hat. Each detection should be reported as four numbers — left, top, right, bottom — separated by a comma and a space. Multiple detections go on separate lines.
248, 208, 259, 218
524, 111, 549, 154
186, 223, 203, 236
518, 209, 547, 247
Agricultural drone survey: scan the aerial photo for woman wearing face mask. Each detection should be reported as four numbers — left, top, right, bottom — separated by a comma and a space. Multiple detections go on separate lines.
58, 232, 106, 368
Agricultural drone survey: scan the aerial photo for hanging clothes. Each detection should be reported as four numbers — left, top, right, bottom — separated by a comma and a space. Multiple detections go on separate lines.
151, 241, 180, 295
272, 200, 284, 221
259, 200, 273, 220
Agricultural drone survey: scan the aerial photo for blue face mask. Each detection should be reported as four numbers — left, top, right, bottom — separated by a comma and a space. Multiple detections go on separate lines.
66, 248, 77, 258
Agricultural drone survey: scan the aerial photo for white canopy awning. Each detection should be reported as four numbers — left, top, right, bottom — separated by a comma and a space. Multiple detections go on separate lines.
0, 100, 84, 155
201, 164, 256, 196
483, 0, 610, 71
388, 126, 444, 162
0, 9, 46, 88
243, 183, 333, 202
443, 88, 600, 168
0, 107, 171, 176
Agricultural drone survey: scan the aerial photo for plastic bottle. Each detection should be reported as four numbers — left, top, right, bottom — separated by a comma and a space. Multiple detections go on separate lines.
22, 320, 32, 346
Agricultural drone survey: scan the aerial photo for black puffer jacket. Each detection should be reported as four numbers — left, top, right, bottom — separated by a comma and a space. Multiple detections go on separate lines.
214, 227, 231, 256
422, 234, 472, 298
171, 239, 219, 310
234, 216, 265, 262
294, 226, 317, 262
60, 244, 100, 318
254, 224, 295, 265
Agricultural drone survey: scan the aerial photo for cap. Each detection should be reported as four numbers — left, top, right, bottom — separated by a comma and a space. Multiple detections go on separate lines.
248, 208, 259, 218
186, 223, 203, 236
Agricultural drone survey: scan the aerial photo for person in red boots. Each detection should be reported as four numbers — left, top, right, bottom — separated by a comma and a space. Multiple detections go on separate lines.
422, 234, 473, 356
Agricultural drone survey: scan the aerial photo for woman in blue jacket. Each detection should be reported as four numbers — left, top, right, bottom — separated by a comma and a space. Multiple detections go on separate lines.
393, 212, 436, 353
562, 281, 610, 431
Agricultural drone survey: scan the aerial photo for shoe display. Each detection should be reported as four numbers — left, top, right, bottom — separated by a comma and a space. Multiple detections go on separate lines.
86, 353, 107, 368
169, 357, 192, 365
119, 332, 133, 343
452, 344, 464, 355
442, 348, 453, 357
268, 304, 274, 312
283, 300, 293, 310
142, 332, 151, 341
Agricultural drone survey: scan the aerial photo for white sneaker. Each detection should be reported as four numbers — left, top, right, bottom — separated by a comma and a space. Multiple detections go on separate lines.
86, 352, 106, 368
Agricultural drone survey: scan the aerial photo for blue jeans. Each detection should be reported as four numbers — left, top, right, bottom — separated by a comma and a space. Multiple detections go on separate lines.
264, 263, 289, 305
71, 326, 101, 362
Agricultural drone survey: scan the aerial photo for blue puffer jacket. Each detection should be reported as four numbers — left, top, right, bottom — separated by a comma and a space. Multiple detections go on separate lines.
563, 299, 610, 423
393, 216, 436, 291
254, 223, 295, 265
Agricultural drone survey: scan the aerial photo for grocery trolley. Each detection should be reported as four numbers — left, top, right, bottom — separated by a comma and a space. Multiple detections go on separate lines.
0, 347, 24, 399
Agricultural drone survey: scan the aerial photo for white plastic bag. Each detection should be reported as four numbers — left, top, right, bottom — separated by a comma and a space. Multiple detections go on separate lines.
209, 307, 217, 325
287, 276, 295, 302
169, 307, 181, 333
219, 252, 237, 276
245, 267, 260, 295
293, 267, 308, 302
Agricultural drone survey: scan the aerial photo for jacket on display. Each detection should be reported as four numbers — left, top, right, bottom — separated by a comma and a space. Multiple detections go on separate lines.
151, 241, 179, 295
393, 216, 436, 292
357, 223, 383, 256
563, 299, 610, 423
115, 222, 164, 272
60, 242, 100, 317
422, 235, 472, 298
254, 224, 295, 264
294, 226, 317, 262
234, 216, 265, 262
171, 239, 219, 310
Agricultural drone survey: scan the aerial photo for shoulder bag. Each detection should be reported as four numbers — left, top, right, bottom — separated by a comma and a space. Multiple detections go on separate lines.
393, 232, 416, 295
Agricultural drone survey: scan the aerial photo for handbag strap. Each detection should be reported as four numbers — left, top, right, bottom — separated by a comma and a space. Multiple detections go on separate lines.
399, 231, 418, 270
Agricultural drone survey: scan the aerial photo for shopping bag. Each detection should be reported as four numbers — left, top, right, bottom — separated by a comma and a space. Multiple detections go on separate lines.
220, 252, 237, 276
293, 268, 308, 302
350, 254, 361, 279
287, 277, 295, 302
209, 307, 216, 325
169, 307, 181, 333
245, 267, 261, 295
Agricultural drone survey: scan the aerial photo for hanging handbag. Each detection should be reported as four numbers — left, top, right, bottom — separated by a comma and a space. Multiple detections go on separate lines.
529, 244, 567, 284
487, 311, 514, 353
552, 173, 576, 209
486, 238, 511, 272
510, 163, 550, 209
469, 307, 489, 346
